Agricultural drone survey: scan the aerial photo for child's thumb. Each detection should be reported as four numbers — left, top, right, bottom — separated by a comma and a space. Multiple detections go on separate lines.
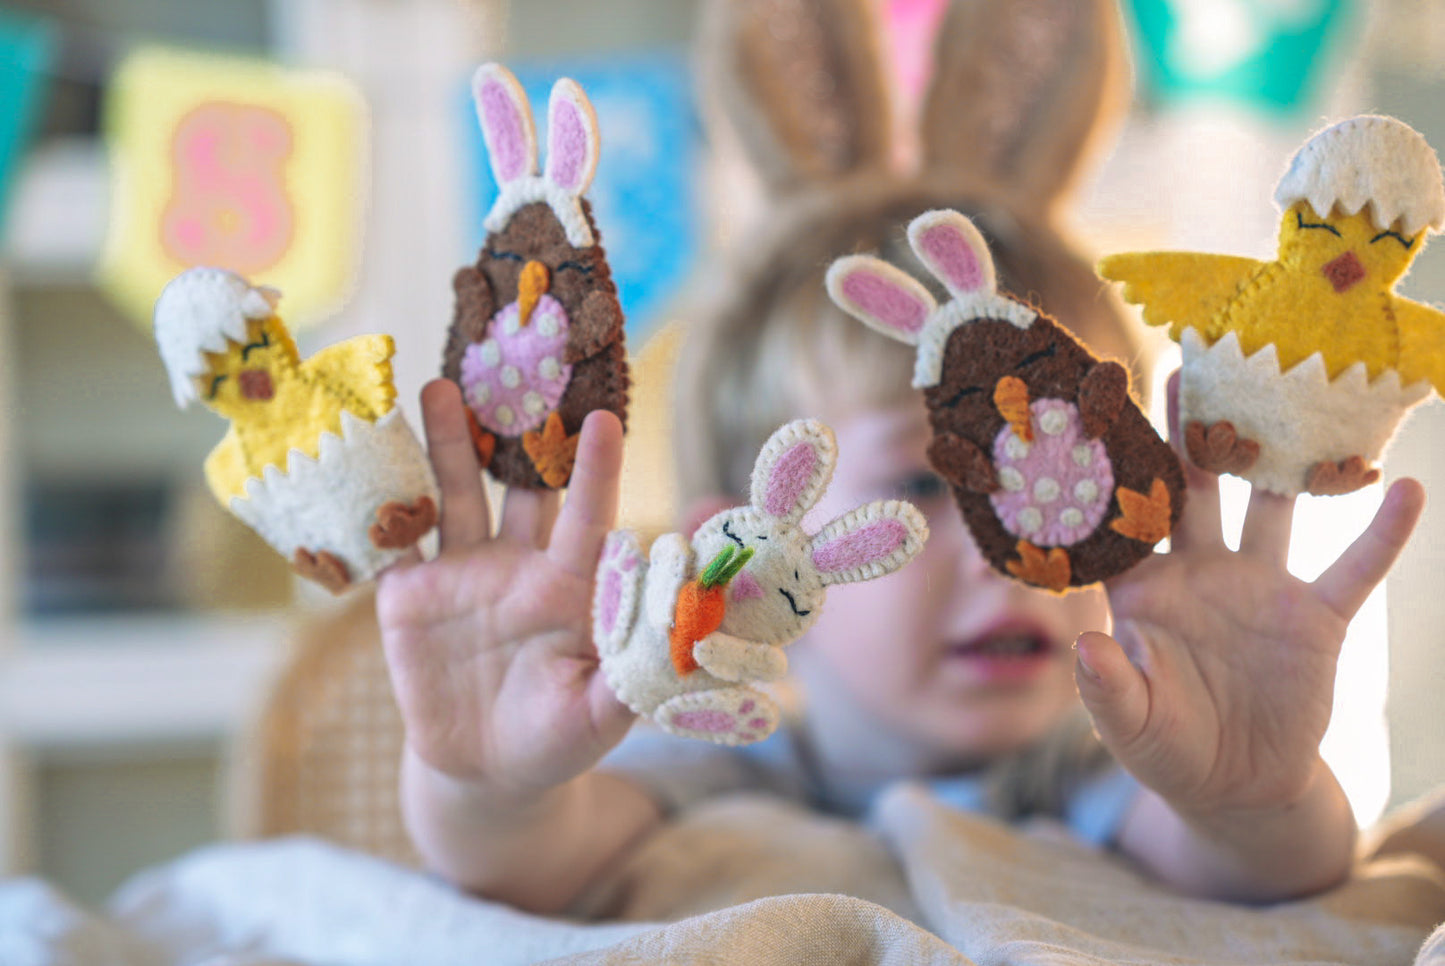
1074, 630, 1150, 753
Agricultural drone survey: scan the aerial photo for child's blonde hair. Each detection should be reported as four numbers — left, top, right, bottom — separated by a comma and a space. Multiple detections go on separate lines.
673, 0, 1144, 505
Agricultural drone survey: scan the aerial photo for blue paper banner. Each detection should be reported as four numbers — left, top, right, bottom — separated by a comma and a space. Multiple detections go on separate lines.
460, 51, 700, 342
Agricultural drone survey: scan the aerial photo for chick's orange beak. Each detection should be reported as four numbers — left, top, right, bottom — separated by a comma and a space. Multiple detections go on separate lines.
994, 375, 1033, 442
517, 260, 550, 326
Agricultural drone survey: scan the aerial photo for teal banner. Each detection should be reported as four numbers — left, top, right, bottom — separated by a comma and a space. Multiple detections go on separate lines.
0, 9, 54, 230
1125, 0, 1355, 114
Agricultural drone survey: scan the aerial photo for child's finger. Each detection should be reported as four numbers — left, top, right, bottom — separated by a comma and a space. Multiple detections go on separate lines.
1238, 487, 1295, 567
1313, 477, 1425, 620
498, 487, 560, 549
421, 379, 491, 551
1074, 630, 1150, 754
1165, 370, 1224, 553
547, 410, 625, 575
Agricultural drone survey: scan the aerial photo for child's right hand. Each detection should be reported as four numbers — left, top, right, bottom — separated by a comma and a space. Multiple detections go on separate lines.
376, 379, 635, 807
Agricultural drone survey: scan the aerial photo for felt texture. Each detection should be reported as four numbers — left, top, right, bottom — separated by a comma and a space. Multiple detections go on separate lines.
1100, 115, 1445, 496
230, 409, 439, 590
1274, 115, 1445, 238
827, 209, 1184, 590
472, 64, 599, 249
593, 419, 927, 744
443, 197, 629, 490
1178, 327, 1428, 496
155, 267, 438, 593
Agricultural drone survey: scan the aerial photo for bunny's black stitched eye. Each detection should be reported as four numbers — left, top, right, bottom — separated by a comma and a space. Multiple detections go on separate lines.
1370, 229, 1415, 249
779, 588, 811, 617
1296, 210, 1341, 236
942, 385, 982, 408
556, 259, 594, 275
487, 248, 525, 262
722, 521, 745, 548
1016, 344, 1057, 368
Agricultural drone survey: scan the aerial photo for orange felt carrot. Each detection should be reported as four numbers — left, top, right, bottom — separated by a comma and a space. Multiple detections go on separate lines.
670, 544, 755, 676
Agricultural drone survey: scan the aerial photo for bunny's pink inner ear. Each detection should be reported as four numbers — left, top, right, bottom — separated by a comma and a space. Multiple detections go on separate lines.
545, 79, 598, 195
812, 519, 909, 574
908, 210, 995, 297
474, 67, 535, 184
841, 271, 928, 335
826, 257, 934, 342
765, 442, 818, 518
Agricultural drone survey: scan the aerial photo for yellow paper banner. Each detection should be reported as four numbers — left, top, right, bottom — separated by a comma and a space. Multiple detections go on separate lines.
99, 46, 366, 333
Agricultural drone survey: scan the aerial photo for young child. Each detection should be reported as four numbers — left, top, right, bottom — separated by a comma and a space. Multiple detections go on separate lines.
375, 0, 1425, 917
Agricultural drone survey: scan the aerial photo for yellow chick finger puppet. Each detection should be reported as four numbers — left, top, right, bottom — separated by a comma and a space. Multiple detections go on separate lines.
1100, 115, 1445, 496
155, 267, 439, 593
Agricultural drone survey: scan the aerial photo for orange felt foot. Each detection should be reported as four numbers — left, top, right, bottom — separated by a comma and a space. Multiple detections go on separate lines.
1005, 540, 1071, 592
522, 411, 579, 488
1184, 420, 1260, 475
293, 547, 351, 594
464, 409, 496, 469
370, 496, 437, 549
1306, 456, 1380, 496
1110, 478, 1173, 544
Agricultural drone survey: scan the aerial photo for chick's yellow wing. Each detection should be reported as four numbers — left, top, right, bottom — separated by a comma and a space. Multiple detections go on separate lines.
303, 334, 397, 420
203, 429, 250, 504
1392, 295, 1445, 393
1098, 252, 1264, 341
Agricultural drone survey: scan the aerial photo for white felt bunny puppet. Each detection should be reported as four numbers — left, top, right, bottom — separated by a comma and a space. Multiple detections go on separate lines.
593, 419, 927, 745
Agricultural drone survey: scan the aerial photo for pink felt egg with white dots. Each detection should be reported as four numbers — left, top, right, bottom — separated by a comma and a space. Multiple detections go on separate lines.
459, 293, 572, 436
989, 399, 1113, 546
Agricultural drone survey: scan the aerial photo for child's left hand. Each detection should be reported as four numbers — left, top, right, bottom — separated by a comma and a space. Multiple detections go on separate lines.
1075, 373, 1424, 822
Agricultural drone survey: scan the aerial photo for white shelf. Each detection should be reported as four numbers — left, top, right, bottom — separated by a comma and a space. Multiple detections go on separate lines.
0, 611, 291, 750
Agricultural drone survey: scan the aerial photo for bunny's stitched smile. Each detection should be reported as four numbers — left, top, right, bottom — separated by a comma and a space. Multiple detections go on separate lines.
779, 588, 811, 617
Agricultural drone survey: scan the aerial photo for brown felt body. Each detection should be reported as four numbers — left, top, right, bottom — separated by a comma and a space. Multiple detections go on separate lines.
441, 200, 630, 489
923, 314, 1185, 588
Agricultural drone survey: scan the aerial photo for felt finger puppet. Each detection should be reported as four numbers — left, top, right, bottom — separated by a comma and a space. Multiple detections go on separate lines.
155, 267, 439, 593
827, 209, 1184, 592
1100, 115, 1445, 496
442, 63, 629, 490
593, 419, 928, 745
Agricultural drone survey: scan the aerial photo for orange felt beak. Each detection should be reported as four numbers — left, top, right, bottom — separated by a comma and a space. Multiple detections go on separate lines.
517, 260, 550, 326
994, 375, 1033, 442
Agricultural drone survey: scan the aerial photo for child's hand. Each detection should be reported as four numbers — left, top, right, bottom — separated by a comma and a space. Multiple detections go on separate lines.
1076, 373, 1424, 822
376, 380, 634, 806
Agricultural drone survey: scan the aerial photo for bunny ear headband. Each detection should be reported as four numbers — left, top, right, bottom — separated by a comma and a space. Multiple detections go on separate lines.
473, 62, 600, 248
593, 418, 927, 744
827, 210, 1184, 592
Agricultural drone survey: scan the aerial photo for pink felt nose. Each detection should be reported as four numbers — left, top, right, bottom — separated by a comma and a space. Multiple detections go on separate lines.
1322, 251, 1365, 293
730, 570, 763, 602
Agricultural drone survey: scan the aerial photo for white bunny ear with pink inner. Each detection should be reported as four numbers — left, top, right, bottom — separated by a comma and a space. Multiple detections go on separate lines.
825, 255, 936, 346
810, 500, 928, 587
472, 63, 538, 189
907, 209, 996, 299
749, 419, 838, 528
545, 78, 600, 197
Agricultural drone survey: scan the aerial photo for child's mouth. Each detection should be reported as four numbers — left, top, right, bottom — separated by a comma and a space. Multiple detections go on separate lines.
947, 632, 1053, 682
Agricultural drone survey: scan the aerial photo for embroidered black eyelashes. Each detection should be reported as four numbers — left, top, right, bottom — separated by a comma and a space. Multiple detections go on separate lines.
241, 330, 271, 361
1371, 229, 1415, 249
779, 588, 811, 617
722, 520, 745, 548
1296, 210, 1341, 236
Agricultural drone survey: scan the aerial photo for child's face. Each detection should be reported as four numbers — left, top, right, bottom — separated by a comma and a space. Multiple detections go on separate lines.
796, 400, 1109, 766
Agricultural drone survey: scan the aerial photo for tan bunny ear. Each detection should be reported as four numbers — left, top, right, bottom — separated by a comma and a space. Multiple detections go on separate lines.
699, 0, 893, 195
919, 0, 1129, 212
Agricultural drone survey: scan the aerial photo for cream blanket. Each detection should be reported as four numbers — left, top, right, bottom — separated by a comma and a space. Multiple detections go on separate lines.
5, 784, 1445, 965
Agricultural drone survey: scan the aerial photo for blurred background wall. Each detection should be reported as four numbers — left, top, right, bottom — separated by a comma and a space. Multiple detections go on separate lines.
0, 0, 1440, 909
